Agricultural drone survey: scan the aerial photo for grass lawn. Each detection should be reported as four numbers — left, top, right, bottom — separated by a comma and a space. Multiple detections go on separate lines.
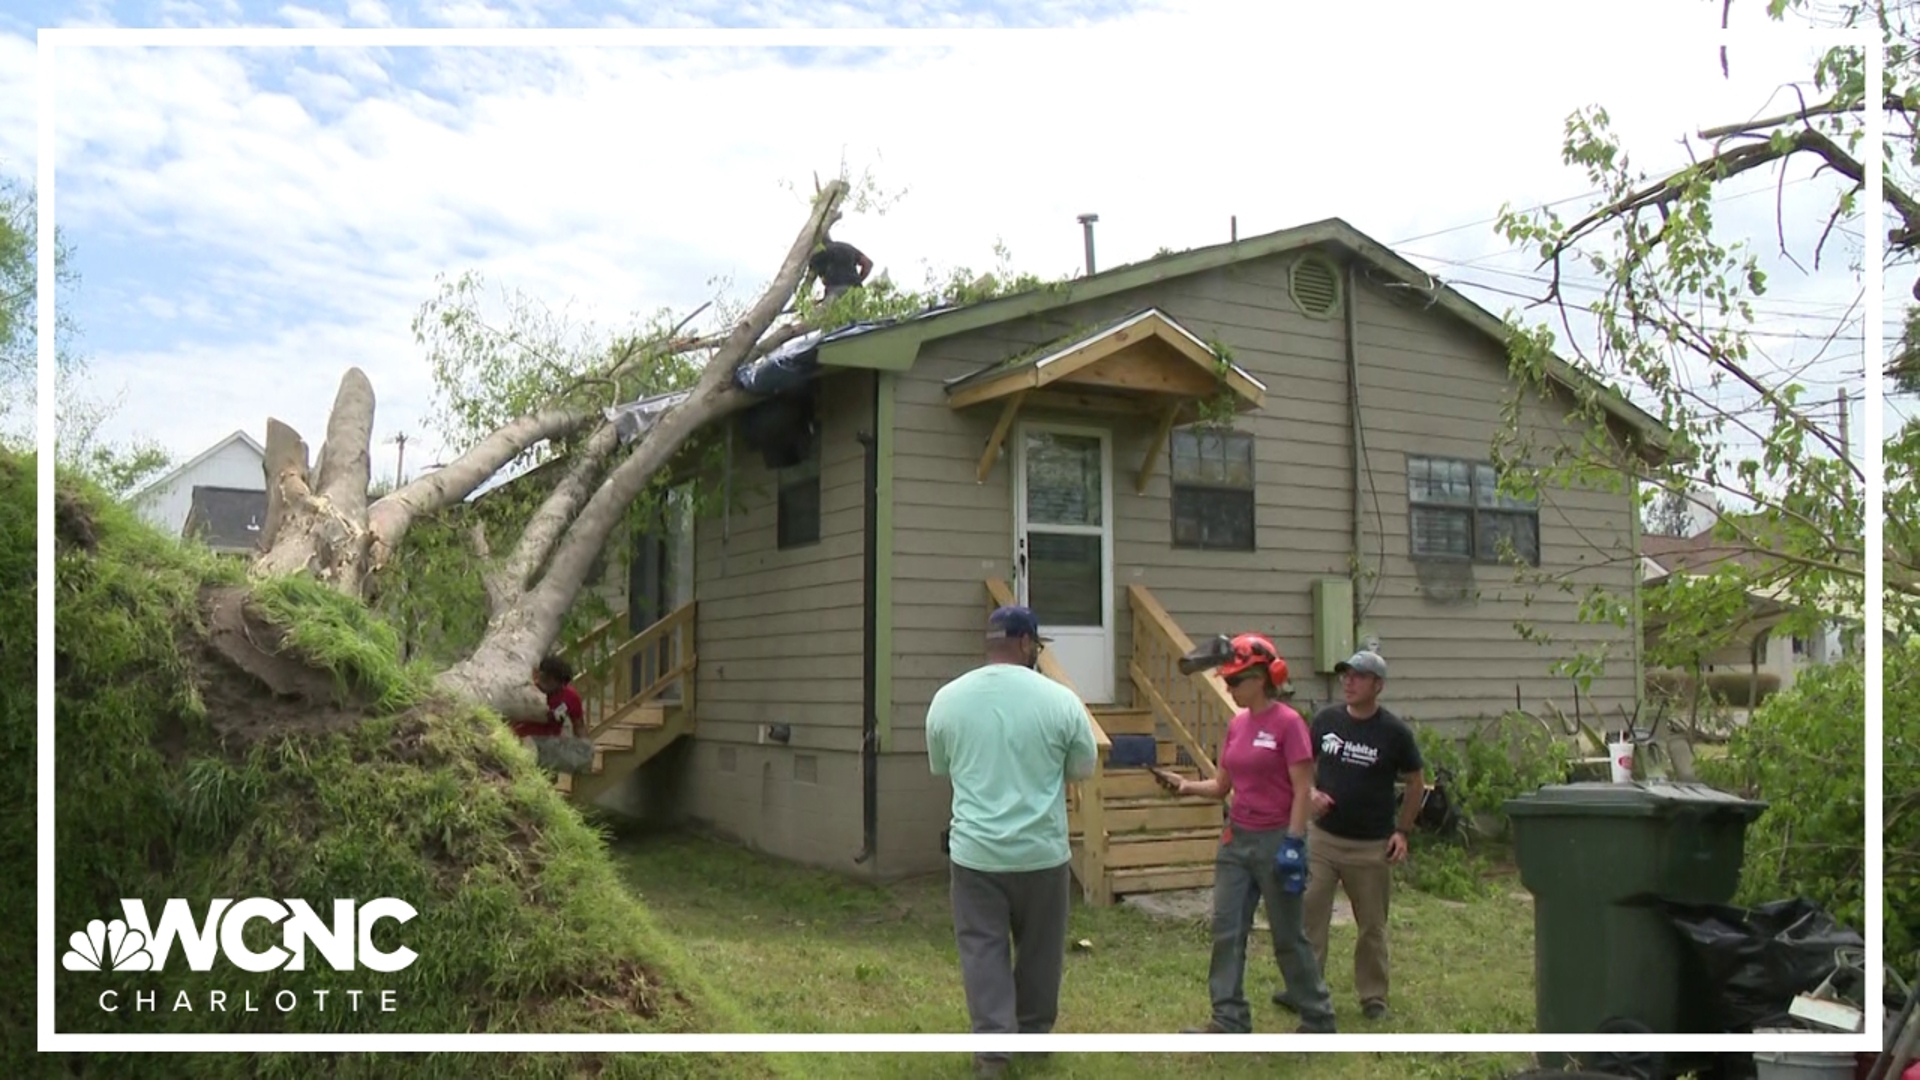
611, 828, 1541, 1080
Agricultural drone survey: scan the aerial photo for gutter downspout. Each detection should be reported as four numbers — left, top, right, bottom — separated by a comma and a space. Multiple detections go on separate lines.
1345, 257, 1366, 648
853, 372, 881, 865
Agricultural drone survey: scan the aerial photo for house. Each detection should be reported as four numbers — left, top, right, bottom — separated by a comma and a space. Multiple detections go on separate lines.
553, 216, 1670, 904
128, 429, 268, 553
1640, 526, 1854, 702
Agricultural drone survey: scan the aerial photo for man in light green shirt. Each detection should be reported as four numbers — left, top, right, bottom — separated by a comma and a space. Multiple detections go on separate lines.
927, 605, 1098, 1078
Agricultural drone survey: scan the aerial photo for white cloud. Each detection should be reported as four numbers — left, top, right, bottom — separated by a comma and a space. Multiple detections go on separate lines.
11, 2, 1872, 474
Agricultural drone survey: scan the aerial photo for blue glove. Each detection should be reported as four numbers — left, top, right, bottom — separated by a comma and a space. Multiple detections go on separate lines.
1275, 833, 1309, 894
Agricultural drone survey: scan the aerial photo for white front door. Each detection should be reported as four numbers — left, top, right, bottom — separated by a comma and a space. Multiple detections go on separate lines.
1013, 422, 1115, 704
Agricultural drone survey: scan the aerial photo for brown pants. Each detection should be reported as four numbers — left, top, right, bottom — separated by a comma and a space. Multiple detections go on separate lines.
1302, 824, 1394, 1006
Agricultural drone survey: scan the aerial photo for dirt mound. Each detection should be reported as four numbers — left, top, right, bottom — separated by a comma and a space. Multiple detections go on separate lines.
34, 465, 773, 1079
194, 584, 371, 745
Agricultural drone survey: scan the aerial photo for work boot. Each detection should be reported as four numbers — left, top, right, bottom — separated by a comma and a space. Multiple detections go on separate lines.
1179, 1019, 1231, 1033
972, 1055, 1008, 1079
1362, 999, 1388, 1021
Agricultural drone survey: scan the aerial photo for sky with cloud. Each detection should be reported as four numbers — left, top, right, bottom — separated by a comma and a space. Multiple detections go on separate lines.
0, 0, 1883, 495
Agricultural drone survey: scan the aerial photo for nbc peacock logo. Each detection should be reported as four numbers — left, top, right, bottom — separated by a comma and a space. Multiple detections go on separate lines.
63, 918, 153, 972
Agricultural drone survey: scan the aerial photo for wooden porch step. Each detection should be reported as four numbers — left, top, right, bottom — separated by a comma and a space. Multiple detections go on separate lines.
1088, 707, 1156, 737
1103, 795, 1222, 834
1098, 765, 1198, 799
1104, 827, 1220, 869
1109, 862, 1216, 896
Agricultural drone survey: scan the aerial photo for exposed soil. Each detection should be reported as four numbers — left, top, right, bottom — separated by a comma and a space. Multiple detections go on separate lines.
566, 959, 667, 1021
54, 488, 97, 554
192, 584, 370, 746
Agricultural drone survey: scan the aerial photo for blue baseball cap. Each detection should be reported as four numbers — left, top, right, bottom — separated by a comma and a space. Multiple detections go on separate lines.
987, 605, 1053, 644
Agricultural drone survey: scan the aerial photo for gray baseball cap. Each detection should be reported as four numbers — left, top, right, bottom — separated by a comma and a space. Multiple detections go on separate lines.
1334, 650, 1388, 678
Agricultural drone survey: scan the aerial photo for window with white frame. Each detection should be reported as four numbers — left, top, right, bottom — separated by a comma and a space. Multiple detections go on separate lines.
1406, 454, 1540, 566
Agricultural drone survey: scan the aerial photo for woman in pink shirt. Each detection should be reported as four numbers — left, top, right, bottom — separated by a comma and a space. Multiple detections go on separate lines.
1152, 633, 1336, 1034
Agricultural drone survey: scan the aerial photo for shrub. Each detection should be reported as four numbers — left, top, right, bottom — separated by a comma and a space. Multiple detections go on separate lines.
1705, 648, 1918, 973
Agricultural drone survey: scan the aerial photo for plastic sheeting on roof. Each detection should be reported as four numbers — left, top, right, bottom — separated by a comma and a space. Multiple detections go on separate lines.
605, 390, 691, 446
602, 304, 965, 444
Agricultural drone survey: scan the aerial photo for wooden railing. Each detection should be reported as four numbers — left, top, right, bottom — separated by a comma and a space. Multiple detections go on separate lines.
564, 601, 699, 741
985, 579, 1111, 904
1127, 583, 1238, 777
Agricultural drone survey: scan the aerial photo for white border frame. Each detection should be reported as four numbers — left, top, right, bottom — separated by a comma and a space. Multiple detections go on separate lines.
1013, 418, 1118, 703
33, 21, 1882, 1059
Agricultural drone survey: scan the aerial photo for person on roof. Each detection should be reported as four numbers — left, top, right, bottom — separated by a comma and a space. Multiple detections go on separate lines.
809, 235, 872, 306
1151, 633, 1336, 1035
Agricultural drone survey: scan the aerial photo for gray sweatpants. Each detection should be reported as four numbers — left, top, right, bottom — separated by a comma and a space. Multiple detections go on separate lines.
950, 859, 1072, 1059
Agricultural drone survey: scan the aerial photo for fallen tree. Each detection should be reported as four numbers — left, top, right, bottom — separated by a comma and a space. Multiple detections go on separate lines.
251, 179, 851, 720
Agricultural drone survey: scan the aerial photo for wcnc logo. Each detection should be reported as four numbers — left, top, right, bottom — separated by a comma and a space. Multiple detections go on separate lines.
65, 898, 418, 973
64, 898, 419, 1015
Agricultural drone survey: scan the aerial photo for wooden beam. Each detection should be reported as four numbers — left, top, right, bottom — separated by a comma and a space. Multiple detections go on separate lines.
1024, 389, 1161, 417
948, 367, 1038, 410
1066, 341, 1222, 398
1136, 403, 1182, 495
976, 391, 1027, 483
1031, 318, 1159, 389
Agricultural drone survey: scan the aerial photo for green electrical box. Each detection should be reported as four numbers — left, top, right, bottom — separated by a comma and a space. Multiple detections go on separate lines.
1311, 578, 1355, 673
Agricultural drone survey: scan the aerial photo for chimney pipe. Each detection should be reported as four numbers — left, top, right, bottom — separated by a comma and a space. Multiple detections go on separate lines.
1077, 213, 1099, 276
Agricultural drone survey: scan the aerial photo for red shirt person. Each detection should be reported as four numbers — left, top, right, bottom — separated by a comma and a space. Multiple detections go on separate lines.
513, 655, 587, 741
1152, 633, 1336, 1035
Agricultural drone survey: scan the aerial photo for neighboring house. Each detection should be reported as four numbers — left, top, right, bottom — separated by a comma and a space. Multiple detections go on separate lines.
1640, 528, 1853, 695
128, 430, 267, 549
553, 216, 1671, 903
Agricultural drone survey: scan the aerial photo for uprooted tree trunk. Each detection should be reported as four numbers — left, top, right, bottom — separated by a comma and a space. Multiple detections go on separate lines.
253, 179, 851, 719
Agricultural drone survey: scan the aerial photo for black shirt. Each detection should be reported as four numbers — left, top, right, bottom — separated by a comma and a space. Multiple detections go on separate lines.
809, 241, 867, 287
1309, 704, 1424, 841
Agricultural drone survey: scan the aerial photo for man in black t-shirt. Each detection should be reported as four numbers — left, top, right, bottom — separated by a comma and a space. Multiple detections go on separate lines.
1277, 649, 1425, 1023
808, 236, 872, 306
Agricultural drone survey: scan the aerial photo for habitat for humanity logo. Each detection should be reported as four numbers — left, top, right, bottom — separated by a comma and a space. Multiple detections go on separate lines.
64, 898, 419, 1015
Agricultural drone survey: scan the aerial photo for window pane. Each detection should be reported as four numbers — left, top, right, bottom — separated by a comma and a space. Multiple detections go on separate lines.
1197, 430, 1225, 484
1476, 510, 1540, 564
1026, 531, 1104, 625
1170, 429, 1200, 483
778, 477, 821, 549
1475, 463, 1535, 509
1410, 457, 1470, 505
1410, 505, 1471, 557
1025, 431, 1103, 527
1221, 433, 1254, 487
1173, 488, 1255, 551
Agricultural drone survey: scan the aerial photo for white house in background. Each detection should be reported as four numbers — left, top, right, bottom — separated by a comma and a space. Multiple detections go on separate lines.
128, 430, 268, 553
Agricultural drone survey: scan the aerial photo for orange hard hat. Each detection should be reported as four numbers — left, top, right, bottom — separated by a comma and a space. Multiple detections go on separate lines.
1217, 633, 1289, 688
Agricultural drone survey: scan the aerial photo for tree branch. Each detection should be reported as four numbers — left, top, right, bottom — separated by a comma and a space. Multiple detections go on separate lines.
433, 179, 851, 710
363, 403, 598, 570
519, 187, 844, 639
501, 418, 621, 597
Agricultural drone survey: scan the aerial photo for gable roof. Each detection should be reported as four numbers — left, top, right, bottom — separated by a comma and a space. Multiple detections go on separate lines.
128, 429, 266, 504
814, 216, 1669, 458
942, 307, 1267, 412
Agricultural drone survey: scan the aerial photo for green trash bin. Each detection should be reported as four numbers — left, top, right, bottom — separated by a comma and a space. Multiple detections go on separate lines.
1504, 781, 1767, 1037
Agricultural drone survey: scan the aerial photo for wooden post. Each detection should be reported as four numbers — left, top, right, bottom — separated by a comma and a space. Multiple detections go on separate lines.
1079, 757, 1111, 906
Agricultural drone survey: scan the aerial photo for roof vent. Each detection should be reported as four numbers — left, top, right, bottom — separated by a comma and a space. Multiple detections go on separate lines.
1288, 253, 1342, 319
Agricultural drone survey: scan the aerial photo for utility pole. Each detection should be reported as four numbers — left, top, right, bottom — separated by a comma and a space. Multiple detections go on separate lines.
1837, 388, 1850, 468
388, 432, 409, 488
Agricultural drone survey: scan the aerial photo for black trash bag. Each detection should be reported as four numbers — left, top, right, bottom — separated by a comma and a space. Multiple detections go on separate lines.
1657, 897, 1865, 1032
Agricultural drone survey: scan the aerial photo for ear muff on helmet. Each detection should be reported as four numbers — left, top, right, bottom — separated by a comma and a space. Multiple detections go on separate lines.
1217, 633, 1288, 688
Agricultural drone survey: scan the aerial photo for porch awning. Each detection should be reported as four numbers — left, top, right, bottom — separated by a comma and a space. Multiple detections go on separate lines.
943, 308, 1268, 488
